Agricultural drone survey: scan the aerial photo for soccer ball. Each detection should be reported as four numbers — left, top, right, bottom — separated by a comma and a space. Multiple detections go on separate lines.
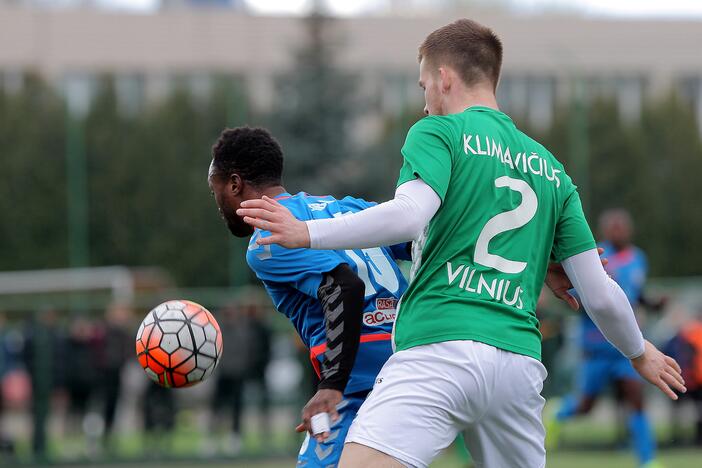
135, 300, 223, 388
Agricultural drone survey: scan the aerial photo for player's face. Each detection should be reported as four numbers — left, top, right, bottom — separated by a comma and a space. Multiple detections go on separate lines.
419, 58, 445, 116
208, 161, 254, 238
602, 216, 632, 247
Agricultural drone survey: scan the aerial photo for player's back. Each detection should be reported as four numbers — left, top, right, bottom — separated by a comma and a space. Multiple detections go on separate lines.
246, 192, 409, 394
395, 107, 595, 360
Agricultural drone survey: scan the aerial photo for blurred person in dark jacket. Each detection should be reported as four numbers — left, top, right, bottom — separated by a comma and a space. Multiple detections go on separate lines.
242, 300, 272, 440
95, 304, 133, 446
143, 383, 176, 455
64, 317, 99, 435
23, 307, 65, 459
210, 304, 251, 454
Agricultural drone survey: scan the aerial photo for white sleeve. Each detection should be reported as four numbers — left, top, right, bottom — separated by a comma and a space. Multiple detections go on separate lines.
306, 178, 441, 250
562, 249, 646, 359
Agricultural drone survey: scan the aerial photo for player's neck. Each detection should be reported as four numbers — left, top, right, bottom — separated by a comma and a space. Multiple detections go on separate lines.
446, 88, 499, 115
257, 185, 287, 199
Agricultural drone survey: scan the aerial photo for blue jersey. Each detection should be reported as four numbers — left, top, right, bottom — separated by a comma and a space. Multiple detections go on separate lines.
246, 192, 410, 395
581, 241, 647, 357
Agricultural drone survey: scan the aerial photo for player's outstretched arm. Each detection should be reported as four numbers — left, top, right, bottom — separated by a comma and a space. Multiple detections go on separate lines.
296, 264, 365, 442
238, 178, 441, 250
562, 249, 686, 400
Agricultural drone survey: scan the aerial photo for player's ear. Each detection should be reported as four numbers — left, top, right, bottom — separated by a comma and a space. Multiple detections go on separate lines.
229, 173, 244, 196
438, 67, 451, 93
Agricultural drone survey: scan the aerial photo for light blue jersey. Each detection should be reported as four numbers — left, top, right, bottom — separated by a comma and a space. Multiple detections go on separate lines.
246, 192, 410, 395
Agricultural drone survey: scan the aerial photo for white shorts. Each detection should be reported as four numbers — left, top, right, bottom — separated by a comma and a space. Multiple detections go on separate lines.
346, 340, 547, 468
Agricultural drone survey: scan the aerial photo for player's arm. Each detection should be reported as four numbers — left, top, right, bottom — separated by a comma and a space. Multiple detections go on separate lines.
297, 264, 365, 441
553, 188, 685, 399
562, 249, 645, 358
561, 248, 686, 400
309, 179, 440, 249
248, 238, 366, 439
317, 264, 365, 391
239, 178, 441, 250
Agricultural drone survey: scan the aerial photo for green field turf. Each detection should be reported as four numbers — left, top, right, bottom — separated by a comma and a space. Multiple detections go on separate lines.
43, 449, 702, 468
6, 413, 700, 467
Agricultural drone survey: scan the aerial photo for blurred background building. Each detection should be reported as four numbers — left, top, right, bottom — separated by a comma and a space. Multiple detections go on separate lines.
1, 1, 702, 466
1, 3, 702, 133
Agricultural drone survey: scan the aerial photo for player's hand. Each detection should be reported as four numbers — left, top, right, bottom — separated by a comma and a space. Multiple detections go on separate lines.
631, 340, 686, 400
237, 196, 311, 248
545, 262, 580, 310
545, 247, 608, 311
295, 388, 343, 442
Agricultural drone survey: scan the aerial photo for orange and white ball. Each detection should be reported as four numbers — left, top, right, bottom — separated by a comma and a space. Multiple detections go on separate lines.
136, 300, 223, 388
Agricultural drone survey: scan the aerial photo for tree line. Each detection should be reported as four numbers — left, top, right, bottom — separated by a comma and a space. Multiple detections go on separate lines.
1, 14, 701, 285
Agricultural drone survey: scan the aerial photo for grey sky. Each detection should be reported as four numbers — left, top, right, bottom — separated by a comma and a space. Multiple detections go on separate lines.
77, 0, 702, 18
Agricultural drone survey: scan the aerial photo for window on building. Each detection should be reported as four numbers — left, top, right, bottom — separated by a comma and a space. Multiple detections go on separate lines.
678, 76, 702, 136
498, 75, 554, 130
585, 75, 646, 122
115, 73, 145, 117
61, 74, 97, 118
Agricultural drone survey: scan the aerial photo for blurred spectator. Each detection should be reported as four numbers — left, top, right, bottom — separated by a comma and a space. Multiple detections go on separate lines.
143, 383, 176, 454
0, 312, 26, 456
664, 315, 702, 445
23, 307, 65, 460
95, 304, 133, 446
242, 301, 272, 440
209, 300, 272, 453
64, 317, 99, 435
211, 304, 250, 454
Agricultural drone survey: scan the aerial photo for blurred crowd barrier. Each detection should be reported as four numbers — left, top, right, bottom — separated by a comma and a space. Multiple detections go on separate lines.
0, 278, 700, 463
0, 291, 316, 464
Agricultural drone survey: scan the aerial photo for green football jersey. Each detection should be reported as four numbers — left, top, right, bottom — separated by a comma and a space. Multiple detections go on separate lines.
395, 106, 595, 360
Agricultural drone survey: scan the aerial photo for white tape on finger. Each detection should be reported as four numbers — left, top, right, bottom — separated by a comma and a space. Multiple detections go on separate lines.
310, 412, 331, 435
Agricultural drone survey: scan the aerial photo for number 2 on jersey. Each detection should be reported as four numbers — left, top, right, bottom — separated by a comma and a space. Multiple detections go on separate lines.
474, 176, 538, 274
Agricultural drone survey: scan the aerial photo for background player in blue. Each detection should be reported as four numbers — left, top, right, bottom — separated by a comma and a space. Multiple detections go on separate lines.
207, 126, 409, 467
549, 209, 661, 468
